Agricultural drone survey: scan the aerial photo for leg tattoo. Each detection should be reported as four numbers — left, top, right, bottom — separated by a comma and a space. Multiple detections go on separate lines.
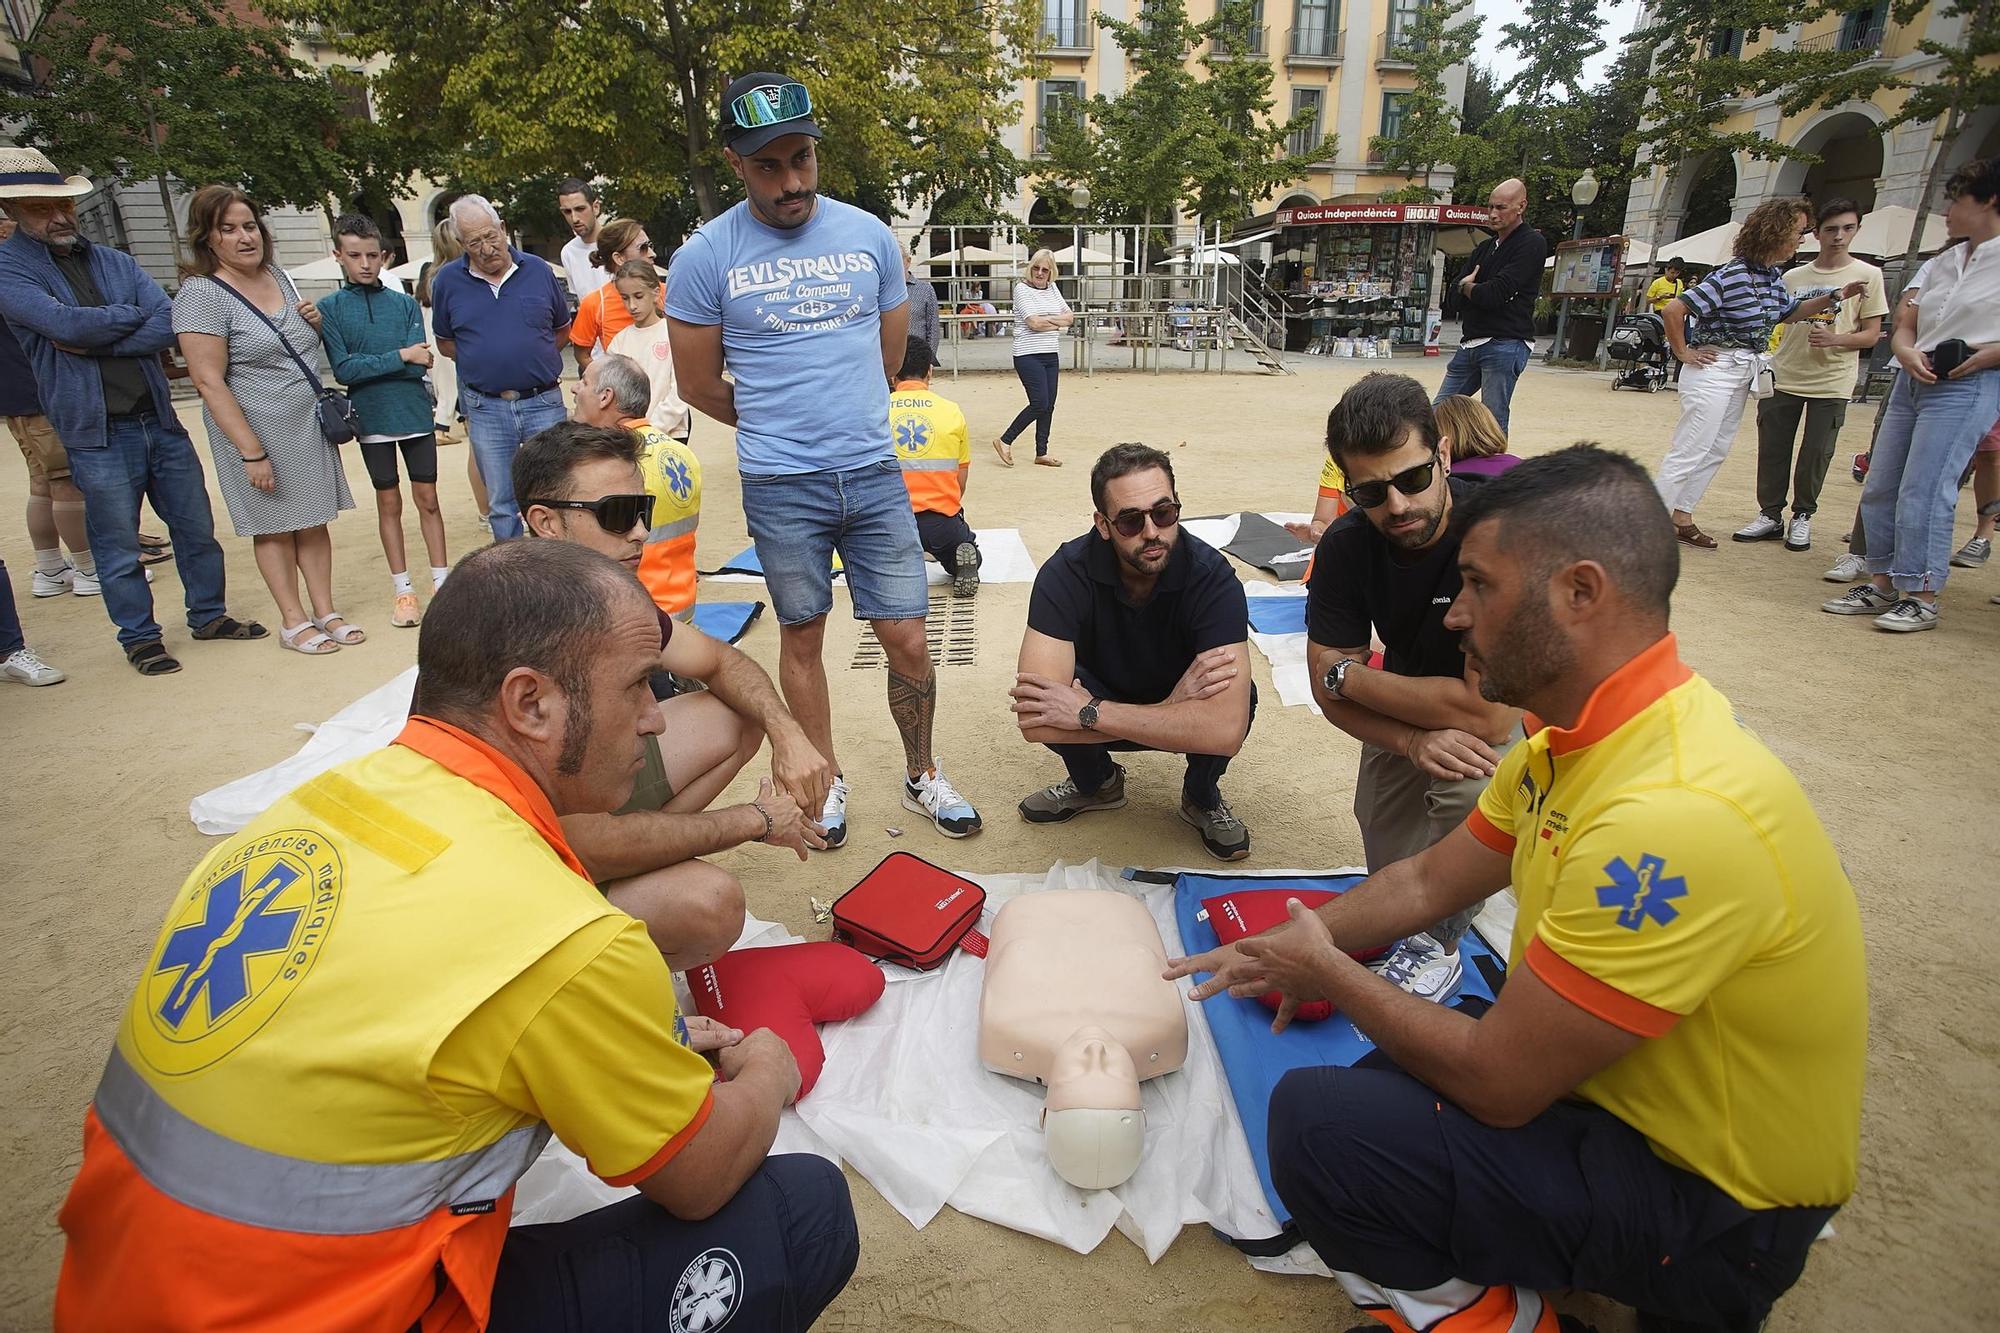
887, 667, 938, 779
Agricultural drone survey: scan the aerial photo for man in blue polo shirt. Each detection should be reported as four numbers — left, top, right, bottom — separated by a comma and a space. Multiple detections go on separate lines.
667, 72, 982, 847
431, 194, 571, 539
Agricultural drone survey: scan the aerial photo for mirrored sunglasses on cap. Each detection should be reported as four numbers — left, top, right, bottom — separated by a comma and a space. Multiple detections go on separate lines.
1106, 501, 1181, 538
729, 82, 813, 131
526, 493, 655, 534
1344, 456, 1439, 509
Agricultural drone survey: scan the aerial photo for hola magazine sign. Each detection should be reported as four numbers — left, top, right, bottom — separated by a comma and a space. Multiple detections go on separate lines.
1276, 202, 1493, 228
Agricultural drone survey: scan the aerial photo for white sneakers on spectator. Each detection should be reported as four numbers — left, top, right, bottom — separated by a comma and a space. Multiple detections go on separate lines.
1823, 552, 1866, 583
1872, 598, 1939, 633
1785, 515, 1812, 551
2, 648, 65, 686
1821, 584, 1896, 615
31, 564, 72, 597
1731, 515, 1782, 543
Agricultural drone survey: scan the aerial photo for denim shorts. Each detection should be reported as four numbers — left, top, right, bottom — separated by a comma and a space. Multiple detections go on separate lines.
742, 458, 930, 625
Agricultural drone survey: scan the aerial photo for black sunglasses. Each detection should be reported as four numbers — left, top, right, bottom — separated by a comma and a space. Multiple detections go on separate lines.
1105, 501, 1182, 538
526, 493, 654, 534
1344, 456, 1439, 509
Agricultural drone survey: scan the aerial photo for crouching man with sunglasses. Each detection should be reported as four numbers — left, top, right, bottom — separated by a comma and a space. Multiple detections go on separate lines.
1306, 374, 1522, 1002
514, 422, 834, 972
1011, 443, 1256, 860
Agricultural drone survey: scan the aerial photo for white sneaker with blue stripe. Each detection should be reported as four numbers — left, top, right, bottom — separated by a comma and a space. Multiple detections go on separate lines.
903, 762, 982, 838
818, 775, 849, 849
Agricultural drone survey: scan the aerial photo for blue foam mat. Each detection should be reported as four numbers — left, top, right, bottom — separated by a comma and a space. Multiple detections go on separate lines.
689, 600, 764, 644
1246, 594, 1308, 635
702, 545, 843, 579
1164, 870, 1504, 1243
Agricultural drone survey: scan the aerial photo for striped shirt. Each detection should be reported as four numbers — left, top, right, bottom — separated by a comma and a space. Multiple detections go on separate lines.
1678, 258, 1800, 352
1012, 281, 1071, 356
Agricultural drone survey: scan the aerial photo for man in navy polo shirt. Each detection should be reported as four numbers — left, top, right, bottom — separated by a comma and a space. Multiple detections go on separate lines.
1010, 443, 1256, 861
431, 194, 571, 539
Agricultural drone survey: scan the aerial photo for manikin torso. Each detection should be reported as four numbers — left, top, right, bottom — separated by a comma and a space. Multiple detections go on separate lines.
978, 891, 1188, 1188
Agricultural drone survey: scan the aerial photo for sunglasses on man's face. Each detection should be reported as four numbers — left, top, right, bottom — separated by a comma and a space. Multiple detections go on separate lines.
1105, 501, 1182, 538
527, 493, 655, 534
729, 82, 813, 130
1344, 456, 1439, 509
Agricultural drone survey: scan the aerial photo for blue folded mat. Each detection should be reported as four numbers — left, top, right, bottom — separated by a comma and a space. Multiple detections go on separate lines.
702, 545, 843, 579
1245, 594, 1308, 636
689, 600, 765, 644
1144, 868, 1506, 1251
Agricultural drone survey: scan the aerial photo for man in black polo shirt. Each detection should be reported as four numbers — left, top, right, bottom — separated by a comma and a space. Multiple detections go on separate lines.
1308, 374, 1521, 1000
1011, 443, 1255, 860
1434, 177, 1547, 434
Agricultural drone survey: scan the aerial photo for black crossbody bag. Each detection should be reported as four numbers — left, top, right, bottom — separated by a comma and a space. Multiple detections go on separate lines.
211, 275, 360, 445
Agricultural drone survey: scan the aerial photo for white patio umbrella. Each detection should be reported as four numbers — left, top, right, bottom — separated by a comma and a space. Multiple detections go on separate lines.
916, 245, 1014, 266
1657, 221, 1740, 267
1795, 204, 1948, 258
1165, 245, 1241, 267
1051, 243, 1120, 267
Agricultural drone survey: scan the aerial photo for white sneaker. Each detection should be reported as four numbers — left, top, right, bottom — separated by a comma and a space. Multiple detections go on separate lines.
31, 565, 72, 597
1731, 514, 1782, 542
1873, 598, 1939, 633
1, 647, 65, 686
1823, 552, 1866, 583
902, 762, 983, 839
818, 775, 849, 849
71, 569, 102, 596
1377, 933, 1463, 1003
1784, 514, 1812, 551
1821, 584, 1897, 615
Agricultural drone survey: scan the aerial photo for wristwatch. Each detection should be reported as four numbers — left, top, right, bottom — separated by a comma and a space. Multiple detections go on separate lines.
1078, 697, 1102, 730
1322, 657, 1359, 700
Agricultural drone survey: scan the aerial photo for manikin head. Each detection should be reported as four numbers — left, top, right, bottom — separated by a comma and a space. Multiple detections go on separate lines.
1041, 1024, 1145, 1190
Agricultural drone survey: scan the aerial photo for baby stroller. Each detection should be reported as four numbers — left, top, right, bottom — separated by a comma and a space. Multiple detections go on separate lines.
1606, 312, 1671, 392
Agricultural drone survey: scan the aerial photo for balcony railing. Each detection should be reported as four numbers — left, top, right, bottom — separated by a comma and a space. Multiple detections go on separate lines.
1287, 25, 1341, 60
1287, 124, 1327, 159
1379, 30, 1424, 64
1796, 24, 1885, 53
1213, 24, 1269, 56
1040, 16, 1093, 50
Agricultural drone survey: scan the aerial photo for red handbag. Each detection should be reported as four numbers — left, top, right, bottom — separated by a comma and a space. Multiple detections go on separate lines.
831, 851, 987, 970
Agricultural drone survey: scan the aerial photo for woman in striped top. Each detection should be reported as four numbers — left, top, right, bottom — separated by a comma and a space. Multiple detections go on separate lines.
1655, 198, 1863, 548
992, 249, 1073, 467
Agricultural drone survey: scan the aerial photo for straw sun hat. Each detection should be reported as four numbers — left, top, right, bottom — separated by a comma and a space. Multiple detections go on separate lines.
0, 147, 93, 199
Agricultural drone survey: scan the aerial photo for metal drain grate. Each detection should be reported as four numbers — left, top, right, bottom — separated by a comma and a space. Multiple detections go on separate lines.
848, 591, 978, 669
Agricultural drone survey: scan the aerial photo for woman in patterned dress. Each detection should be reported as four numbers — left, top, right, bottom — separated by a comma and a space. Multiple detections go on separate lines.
175, 186, 361, 655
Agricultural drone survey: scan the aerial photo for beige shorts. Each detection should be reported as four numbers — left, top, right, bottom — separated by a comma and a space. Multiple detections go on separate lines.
7, 413, 70, 483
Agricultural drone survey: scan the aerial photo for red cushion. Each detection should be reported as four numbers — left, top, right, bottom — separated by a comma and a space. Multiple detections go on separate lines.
688, 942, 886, 1098
1200, 888, 1387, 1024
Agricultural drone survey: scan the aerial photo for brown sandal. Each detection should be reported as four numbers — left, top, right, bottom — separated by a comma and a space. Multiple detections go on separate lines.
1675, 523, 1717, 550
991, 438, 1014, 467
1034, 455, 1062, 467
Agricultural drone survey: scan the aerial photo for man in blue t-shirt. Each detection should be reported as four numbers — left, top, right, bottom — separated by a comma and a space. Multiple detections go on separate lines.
668, 72, 982, 847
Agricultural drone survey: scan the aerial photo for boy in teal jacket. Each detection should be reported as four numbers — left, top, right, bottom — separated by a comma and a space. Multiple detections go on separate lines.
318, 214, 447, 627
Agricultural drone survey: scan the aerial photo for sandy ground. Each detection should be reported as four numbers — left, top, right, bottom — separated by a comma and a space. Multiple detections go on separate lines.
2, 355, 1996, 1332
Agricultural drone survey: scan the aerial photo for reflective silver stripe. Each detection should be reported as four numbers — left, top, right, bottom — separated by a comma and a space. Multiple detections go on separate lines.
646, 515, 699, 544
94, 1046, 551, 1236
899, 458, 960, 472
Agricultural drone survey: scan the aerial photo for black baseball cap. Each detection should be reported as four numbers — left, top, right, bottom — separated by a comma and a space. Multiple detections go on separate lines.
720, 73, 823, 155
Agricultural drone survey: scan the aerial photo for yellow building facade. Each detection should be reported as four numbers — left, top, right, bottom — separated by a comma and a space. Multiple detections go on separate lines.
1622, 3, 2000, 249
1006, 0, 1468, 222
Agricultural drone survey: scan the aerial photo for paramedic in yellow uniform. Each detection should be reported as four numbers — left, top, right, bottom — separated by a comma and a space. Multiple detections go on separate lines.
1171, 445, 1863, 1333
57, 541, 858, 1332
889, 337, 982, 595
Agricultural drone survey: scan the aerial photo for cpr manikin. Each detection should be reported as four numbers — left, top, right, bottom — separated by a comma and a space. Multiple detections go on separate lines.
978, 891, 1187, 1189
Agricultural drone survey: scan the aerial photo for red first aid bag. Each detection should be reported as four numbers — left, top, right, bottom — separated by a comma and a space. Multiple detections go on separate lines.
689, 942, 885, 1098
1199, 887, 1389, 1023
831, 851, 987, 970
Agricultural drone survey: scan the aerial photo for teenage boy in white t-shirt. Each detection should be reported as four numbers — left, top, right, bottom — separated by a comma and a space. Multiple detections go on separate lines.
1733, 198, 1888, 552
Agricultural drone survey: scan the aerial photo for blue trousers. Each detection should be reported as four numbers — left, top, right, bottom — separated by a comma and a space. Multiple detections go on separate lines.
1434, 339, 1531, 435
1860, 366, 2000, 593
1002, 352, 1061, 453
0, 556, 23, 658
1270, 1061, 1832, 1331
65, 410, 228, 650
462, 385, 567, 539
489, 1154, 858, 1332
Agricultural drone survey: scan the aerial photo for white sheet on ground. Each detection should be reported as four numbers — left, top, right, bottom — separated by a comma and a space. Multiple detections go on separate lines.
703, 528, 1039, 586
1243, 582, 1320, 714
512, 860, 1285, 1264
189, 667, 418, 834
